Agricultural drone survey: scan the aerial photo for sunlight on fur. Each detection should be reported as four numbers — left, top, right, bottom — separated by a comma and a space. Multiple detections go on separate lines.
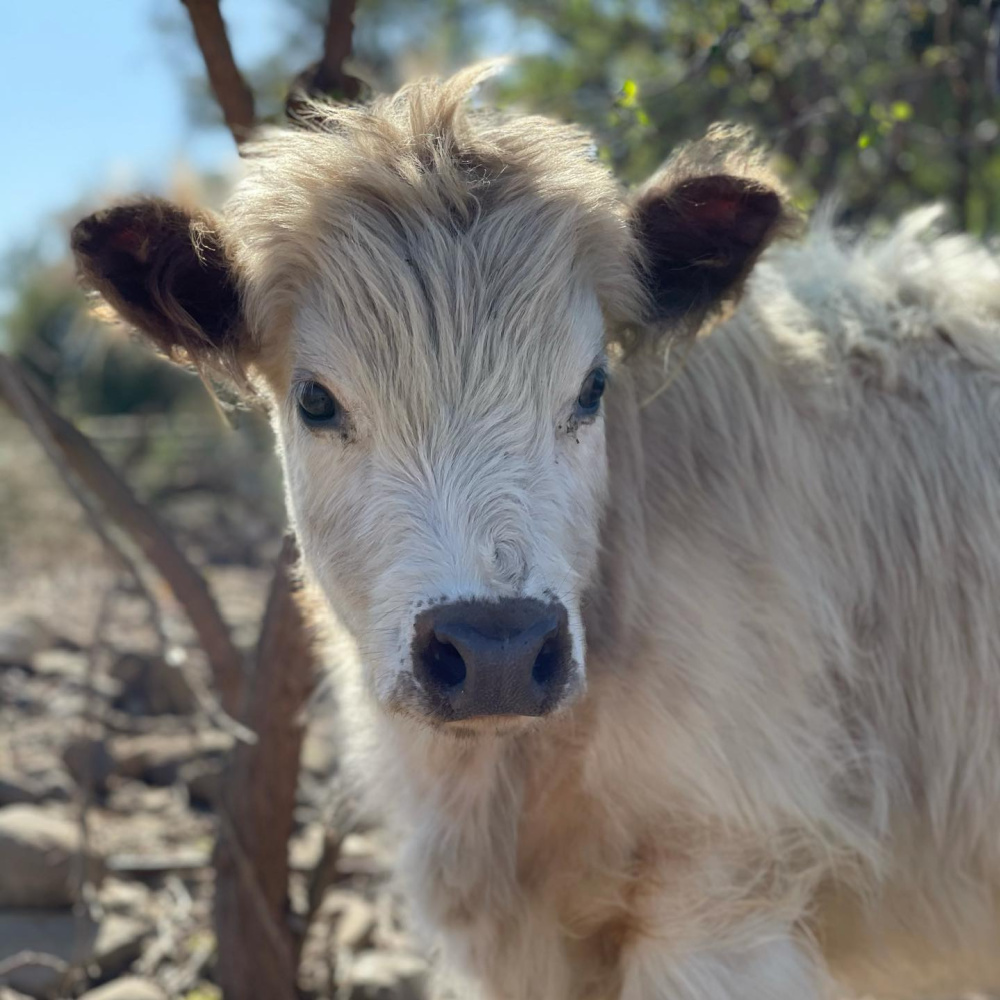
73, 65, 1000, 999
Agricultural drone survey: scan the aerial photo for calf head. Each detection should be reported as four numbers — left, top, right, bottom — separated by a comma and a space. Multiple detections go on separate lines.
73, 67, 791, 733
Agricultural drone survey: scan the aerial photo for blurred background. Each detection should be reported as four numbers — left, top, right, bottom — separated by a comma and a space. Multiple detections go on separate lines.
0, 2, 997, 999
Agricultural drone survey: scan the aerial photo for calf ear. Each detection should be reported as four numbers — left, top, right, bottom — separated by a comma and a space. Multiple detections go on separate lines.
71, 198, 247, 379
629, 125, 796, 337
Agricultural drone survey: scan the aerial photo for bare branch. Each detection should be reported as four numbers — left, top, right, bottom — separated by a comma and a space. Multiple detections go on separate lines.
0, 354, 245, 716
319, 0, 361, 97
287, 0, 363, 118
213, 535, 317, 1000
180, 0, 256, 145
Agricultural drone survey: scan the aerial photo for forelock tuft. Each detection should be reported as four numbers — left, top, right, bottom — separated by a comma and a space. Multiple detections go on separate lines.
225, 65, 642, 348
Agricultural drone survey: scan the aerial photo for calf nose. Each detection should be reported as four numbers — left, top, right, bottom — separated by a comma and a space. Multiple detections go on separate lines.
412, 599, 571, 720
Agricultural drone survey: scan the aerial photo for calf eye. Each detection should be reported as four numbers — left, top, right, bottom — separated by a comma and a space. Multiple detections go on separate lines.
297, 381, 340, 426
576, 368, 607, 415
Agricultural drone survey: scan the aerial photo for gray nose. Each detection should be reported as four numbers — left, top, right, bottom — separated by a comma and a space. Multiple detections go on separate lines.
411, 598, 571, 720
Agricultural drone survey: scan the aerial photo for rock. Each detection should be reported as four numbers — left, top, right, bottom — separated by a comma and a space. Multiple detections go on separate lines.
62, 733, 116, 796
0, 774, 48, 808
337, 832, 393, 876
105, 780, 180, 817
371, 889, 417, 954
77, 979, 166, 1000
109, 653, 197, 716
289, 822, 326, 872
26, 651, 119, 703
343, 951, 428, 1000
30, 649, 88, 682
88, 914, 150, 980
330, 893, 377, 952
63, 729, 233, 794
97, 877, 151, 915
0, 670, 39, 714
0, 771, 71, 807
0, 949, 73, 1000
0, 911, 149, 998
179, 758, 223, 808
106, 849, 211, 877
112, 731, 232, 786
0, 775, 35, 806
0, 619, 51, 668
0, 805, 105, 908
300, 722, 339, 777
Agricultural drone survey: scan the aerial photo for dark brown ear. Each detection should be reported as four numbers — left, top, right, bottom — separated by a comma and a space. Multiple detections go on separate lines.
630, 125, 797, 337
71, 198, 247, 378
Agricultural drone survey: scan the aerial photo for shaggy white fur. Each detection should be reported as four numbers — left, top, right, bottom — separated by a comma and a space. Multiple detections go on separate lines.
73, 67, 1000, 1000
308, 170, 1000, 1000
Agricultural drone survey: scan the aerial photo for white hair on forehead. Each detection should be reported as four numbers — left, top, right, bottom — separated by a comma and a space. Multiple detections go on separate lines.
224, 63, 645, 363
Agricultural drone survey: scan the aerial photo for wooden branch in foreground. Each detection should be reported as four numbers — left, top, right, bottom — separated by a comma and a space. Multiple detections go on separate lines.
213, 535, 316, 1000
0, 353, 245, 716
287, 0, 363, 113
180, 0, 256, 145
318, 0, 361, 98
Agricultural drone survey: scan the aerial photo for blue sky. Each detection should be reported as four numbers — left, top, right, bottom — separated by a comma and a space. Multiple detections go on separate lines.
0, 0, 287, 263
0, 1, 538, 272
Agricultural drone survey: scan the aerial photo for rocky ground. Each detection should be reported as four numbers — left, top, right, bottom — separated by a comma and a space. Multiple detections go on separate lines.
0, 608, 432, 1000
0, 412, 429, 1000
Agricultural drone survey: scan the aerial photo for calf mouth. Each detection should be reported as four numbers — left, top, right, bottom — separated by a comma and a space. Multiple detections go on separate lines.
441, 713, 542, 741
382, 670, 579, 740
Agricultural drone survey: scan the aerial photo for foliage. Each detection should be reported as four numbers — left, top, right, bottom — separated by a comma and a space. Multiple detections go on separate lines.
513, 0, 999, 232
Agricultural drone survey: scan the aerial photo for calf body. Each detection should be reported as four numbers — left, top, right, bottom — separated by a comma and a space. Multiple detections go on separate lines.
369, 210, 1000, 1000
73, 69, 1000, 998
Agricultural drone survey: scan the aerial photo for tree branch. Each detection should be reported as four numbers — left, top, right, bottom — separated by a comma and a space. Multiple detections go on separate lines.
319, 0, 361, 97
213, 535, 316, 1000
180, 0, 257, 145
287, 0, 363, 118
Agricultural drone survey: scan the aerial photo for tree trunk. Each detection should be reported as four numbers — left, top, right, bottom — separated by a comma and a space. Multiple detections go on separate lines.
213, 536, 316, 1000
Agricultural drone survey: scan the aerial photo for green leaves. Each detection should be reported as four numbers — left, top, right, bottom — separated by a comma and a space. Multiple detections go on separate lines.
491, 0, 995, 231
890, 100, 913, 122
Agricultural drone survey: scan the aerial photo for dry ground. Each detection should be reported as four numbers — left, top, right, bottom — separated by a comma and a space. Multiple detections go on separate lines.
0, 412, 427, 1000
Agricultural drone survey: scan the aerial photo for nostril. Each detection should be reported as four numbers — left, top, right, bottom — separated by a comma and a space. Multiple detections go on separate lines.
423, 636, 467, 690
531, 638, 562, 688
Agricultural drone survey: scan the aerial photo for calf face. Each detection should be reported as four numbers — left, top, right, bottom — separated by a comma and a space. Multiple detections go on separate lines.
73, 68, 791, 733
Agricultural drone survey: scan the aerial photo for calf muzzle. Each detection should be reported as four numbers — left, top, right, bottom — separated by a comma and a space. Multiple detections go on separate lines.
411, 598, 571, 720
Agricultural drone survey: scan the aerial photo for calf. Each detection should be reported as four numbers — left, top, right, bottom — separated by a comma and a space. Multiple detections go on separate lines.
73, 66, 1000, 999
